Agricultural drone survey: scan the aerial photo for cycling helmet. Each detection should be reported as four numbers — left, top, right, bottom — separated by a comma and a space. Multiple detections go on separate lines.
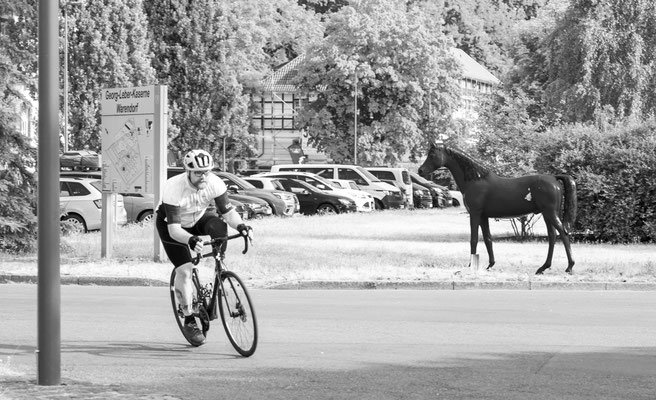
183, 149, 214, 172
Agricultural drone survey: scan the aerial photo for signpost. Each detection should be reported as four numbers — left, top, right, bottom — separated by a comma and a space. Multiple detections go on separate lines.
100, 85, 167, 259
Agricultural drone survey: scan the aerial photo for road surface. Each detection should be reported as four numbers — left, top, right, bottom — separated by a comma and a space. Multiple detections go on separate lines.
1, 285, 655, 399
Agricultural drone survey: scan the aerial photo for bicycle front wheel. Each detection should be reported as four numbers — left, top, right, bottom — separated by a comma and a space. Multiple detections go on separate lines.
218, 270, 258, 357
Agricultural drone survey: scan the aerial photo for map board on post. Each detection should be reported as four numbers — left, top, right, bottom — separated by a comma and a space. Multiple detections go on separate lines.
100, 85, 167, 259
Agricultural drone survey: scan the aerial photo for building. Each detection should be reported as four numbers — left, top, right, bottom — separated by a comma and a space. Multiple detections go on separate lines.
249, 49, 500, 169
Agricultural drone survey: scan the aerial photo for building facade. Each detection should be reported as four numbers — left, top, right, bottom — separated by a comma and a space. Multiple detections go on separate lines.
249, 49, 499, 169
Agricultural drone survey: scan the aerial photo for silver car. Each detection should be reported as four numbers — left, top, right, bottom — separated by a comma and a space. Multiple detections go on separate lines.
60, 176, 128, 233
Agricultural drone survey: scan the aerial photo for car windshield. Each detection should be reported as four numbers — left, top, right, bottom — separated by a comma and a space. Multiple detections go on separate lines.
219, 172, 257, 189
410, 171, 431, 185
90, 180, 103, 193
355, 166, 381, 182
306, 174, 340, 191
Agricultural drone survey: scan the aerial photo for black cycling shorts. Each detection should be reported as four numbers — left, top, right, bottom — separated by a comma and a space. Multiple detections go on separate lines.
156, 210, 228, 268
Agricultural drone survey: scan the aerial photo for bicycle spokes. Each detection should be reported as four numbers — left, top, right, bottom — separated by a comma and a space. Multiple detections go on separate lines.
219, 271, 257, 357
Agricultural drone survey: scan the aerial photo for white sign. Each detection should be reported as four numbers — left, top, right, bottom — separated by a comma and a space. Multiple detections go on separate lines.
100, 86, 157, 193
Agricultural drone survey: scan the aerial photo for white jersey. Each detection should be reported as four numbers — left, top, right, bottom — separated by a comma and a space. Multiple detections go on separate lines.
159, 172, 228, 228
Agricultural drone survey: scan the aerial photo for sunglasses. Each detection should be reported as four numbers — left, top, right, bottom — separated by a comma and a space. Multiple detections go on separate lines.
191, 171, 210, 177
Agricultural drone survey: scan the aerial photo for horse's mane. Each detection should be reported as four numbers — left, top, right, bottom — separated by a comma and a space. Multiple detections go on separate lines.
445, 146, 492, 181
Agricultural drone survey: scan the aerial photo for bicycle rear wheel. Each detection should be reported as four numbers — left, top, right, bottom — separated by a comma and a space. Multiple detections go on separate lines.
170, 269, 209, 346
218, 270, 258, 357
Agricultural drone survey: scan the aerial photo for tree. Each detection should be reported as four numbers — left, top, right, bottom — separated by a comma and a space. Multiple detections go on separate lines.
530, 0, 656, 123
144, 0, 322, 166
0, 0, 38, 252
295, 0, 460, 165
66, 0, 156, 151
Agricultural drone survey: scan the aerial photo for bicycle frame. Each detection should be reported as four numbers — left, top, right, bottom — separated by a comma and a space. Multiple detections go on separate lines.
191, 233, 251, 331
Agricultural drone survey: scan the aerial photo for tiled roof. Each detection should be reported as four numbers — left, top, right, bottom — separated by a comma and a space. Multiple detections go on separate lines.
449, 48, 500, 85
261, 49, 500, 93
262, 54, 306, 93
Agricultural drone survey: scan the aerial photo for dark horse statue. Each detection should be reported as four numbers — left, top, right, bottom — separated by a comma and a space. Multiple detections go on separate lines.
418, 141, 577, 275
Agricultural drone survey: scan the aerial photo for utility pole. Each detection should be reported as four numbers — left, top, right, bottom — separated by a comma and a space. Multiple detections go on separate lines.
38, 0, 61, 385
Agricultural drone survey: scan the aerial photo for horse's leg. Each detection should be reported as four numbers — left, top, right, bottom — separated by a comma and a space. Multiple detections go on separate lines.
468, 214, 481, 268
535, 220, 555, 275
550, 216, 576, 274
480, 217, 495, 270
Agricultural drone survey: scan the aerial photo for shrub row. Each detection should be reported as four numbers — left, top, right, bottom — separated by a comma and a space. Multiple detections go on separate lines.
477, 119, 656, 243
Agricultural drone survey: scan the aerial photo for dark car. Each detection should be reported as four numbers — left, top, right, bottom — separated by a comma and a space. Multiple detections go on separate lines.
412, 183, 433, 209
213, 171, 292, 217
226, 193, 273, 219
409, 171, 450, 208
276, 178, 357, 215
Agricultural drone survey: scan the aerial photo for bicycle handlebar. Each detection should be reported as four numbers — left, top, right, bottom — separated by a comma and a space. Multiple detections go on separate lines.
192, 231, 252, 265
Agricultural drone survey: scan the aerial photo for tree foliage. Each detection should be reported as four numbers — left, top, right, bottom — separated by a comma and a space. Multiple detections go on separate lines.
66, 0, 156, 150
295, 0, 460, 165
0, 0, 37, 252
143, 0, 322, 166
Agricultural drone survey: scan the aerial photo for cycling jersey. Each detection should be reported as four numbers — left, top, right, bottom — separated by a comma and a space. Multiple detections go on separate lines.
158, 172, 228, 228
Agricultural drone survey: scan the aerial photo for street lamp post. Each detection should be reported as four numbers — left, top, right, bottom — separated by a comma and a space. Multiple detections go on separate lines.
354, 69, 358, 165
63, 0, 82, 152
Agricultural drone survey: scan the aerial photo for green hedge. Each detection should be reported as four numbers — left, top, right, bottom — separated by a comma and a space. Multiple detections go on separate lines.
477, 120, 656, 243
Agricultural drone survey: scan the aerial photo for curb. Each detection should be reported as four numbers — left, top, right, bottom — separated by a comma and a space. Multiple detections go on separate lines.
264, 280, 656, 291
0, 274, 167, 287
2, 275, 656, 290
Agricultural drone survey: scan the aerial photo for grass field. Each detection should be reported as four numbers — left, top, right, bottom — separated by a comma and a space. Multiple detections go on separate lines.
0, 207, 644, 285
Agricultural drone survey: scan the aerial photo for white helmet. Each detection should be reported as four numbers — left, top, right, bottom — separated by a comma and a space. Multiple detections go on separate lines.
183, 149, 214, 172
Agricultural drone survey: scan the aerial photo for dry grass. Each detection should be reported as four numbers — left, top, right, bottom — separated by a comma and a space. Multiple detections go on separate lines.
2, 207, 655, 285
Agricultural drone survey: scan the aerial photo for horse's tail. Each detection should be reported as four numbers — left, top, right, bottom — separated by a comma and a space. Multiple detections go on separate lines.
556, 175, 577, 234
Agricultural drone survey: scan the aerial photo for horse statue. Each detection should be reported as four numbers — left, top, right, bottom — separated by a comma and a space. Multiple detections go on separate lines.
418, 141, 577, 275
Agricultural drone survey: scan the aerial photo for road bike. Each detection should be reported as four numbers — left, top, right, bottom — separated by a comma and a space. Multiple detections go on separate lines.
169, 232, 258, 357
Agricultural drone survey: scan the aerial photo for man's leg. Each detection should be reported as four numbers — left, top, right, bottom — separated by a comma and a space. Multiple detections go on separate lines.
174, 262, 195, 316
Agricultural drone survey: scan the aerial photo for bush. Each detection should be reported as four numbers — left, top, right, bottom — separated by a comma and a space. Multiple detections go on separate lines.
477, 119, 656, 243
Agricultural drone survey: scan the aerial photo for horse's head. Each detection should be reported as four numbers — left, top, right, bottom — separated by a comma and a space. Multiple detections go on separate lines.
418, 141, 447, 179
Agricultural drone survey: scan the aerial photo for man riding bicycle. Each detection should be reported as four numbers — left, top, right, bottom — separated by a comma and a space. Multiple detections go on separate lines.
156, 149, 251, 346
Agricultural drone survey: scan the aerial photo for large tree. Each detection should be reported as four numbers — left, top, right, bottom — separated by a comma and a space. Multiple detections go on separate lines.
295, 0, 460, 165
66, 0, 156, 150
505, 0, 656, 124
0, 0, 38, 252
144, 0, 323, 166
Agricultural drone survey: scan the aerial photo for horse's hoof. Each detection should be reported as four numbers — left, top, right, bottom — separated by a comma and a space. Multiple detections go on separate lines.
535, 270, 543, 275
486, 265, 494, 271
565, 269, 573, 275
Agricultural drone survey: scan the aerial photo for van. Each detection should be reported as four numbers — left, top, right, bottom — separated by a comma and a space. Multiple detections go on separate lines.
365, 167, 413, 209
270, 164, 405, 209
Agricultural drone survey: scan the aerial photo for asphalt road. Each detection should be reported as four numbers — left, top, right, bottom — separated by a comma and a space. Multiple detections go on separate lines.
1, 285, 655, 399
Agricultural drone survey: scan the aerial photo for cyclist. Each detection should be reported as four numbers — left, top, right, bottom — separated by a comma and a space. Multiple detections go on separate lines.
156, 149, 252, 346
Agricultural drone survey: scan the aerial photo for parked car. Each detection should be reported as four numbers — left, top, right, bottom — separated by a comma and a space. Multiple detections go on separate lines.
409, 171, 450, 208
120, 192, 155, 223
412, 183, 433, 208
226, 193, 273, 219
213, 171, 295, 217
275, 178, 357, 215
254, 171, 374, 212
365, 167, 413, 209
60, 176, 128, 233
242, 176, 300, 215
269, 163, 405, 210
328, 179, 375, 212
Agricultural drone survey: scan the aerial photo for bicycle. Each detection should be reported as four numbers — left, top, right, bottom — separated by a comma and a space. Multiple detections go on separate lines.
169, 232, 258, 357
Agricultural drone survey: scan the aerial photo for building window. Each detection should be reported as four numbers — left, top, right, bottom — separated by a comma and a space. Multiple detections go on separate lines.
252, 93, 303, 131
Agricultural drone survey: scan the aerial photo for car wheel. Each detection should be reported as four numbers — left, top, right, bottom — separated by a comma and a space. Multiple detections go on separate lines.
138, 210, 154, 224
61, 214, 86, 234
374, 199, 385, 210
317, 204, 337, 215
451, 198, 460, 207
